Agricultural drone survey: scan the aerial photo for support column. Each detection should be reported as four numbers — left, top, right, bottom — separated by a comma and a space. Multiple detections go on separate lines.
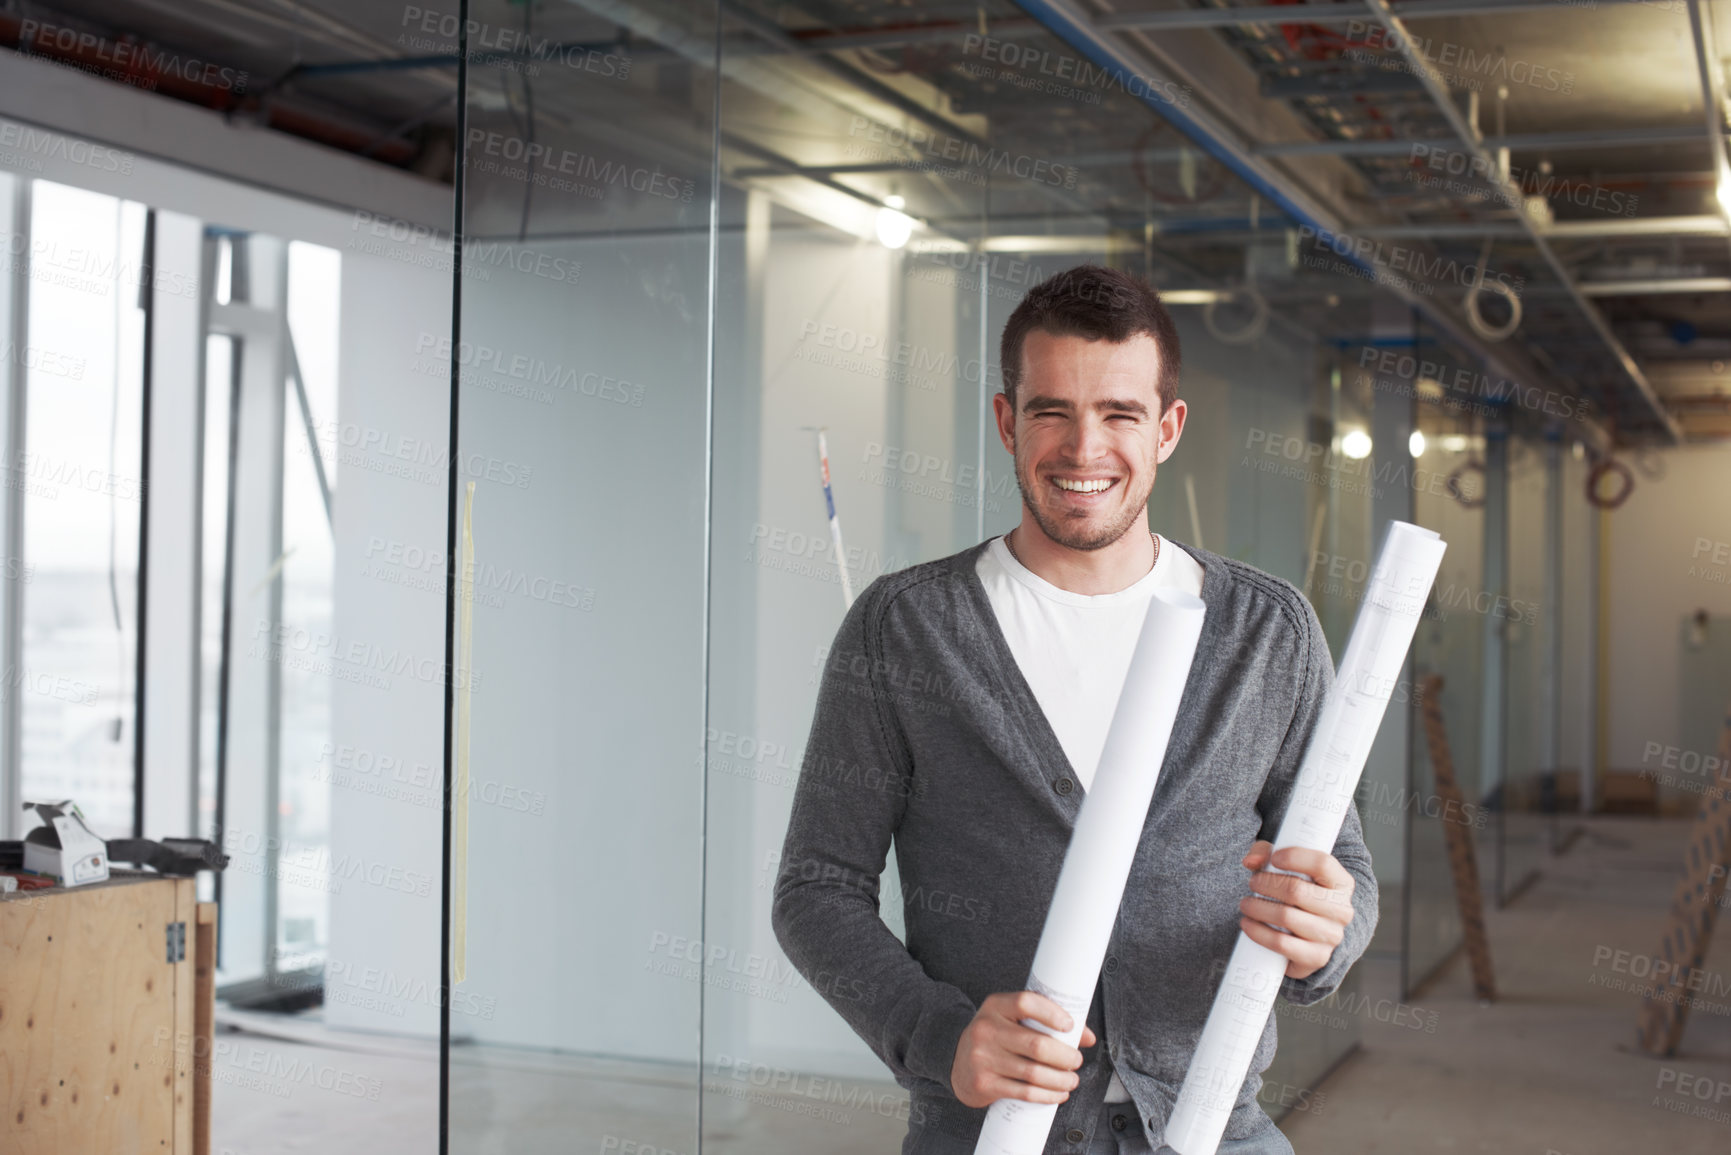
1479, 426, 1510, 902
0, 175, 27, 840
1365, 311, 1418, 908
1543, 435, 1563, 810
140, 211, 206, 842
215, 234, 288, 983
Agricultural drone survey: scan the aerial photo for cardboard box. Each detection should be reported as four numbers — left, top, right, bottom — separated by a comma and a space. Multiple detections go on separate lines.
22, 800, 110, 887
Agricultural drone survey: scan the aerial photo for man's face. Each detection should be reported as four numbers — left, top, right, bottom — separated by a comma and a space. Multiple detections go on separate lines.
992, 329, 1185, 552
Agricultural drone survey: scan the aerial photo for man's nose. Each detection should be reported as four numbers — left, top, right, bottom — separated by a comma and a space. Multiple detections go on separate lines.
1059, 415, 1113, 458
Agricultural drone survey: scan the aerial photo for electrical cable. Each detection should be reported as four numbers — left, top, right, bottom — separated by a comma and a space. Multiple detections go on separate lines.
1464, 236, 1521, 342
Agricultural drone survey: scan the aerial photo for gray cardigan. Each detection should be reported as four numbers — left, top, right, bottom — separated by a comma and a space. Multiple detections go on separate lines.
771, 537, 1378, 1154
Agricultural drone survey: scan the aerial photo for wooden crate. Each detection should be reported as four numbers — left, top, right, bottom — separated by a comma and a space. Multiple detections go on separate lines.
0, 870, 216, 1154
1601, 769, 1661, 814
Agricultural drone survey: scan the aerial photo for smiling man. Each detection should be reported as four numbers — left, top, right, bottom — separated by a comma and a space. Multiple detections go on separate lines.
772, 264, 1377, 1155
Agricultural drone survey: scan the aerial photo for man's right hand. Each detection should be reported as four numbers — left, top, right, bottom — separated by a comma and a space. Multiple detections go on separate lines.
950, 990, 1097, 1109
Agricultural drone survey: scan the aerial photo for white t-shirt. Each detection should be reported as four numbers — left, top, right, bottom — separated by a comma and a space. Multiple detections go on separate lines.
974, 532, 1206, 1103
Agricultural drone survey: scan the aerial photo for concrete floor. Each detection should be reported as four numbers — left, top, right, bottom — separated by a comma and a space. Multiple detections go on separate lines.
206, 1009, 441, 1155
1285, 816, 1731, 1154
209, 815, 1731, 1154
209, 1009, 911, 1155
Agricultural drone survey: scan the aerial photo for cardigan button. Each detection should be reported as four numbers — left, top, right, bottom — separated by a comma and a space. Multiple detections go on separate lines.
1064, 1129, 1085, 1143
1111, 1113, 1129, 1132
1054, 776, 1075, 795
1104, 955, 1119, 975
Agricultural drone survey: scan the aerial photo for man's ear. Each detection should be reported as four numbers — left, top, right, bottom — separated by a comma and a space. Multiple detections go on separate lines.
991, 391, 1018, 455
1155, 398, 1187, 464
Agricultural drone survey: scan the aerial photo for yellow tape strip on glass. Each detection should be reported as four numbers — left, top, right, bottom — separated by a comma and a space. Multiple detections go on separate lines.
454, 480, 475, 983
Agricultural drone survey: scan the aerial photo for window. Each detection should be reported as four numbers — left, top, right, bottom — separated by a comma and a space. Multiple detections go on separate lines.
18, 182, 147, 838
275, 239, 340, 967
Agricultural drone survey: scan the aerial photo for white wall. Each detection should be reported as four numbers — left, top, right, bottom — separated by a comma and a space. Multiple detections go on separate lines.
440, 226, 711, 1060
736, 231, 913, 1079
138, 212, 206, 843
1557, 449, 1596, 790
1415, 443, 1488, 798
1603, 441, 1731, 797
320, 243, 451, 1046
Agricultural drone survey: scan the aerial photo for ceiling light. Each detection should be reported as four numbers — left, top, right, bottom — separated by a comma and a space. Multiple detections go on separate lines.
1159, 289, 1227, 305
1409, 430, 1427, 458
1340, 429, 1373, 459
978, 235, 1114, 254
875, 205, 913, 249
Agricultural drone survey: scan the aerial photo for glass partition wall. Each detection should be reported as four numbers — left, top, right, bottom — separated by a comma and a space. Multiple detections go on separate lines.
442, 1, 716, 1151
0, 8, 1634, 1155
1501, 436, 1553, 900
0, 97, 458, 1148
1408, 402, 1487, 992
439, 0, 1597, 1148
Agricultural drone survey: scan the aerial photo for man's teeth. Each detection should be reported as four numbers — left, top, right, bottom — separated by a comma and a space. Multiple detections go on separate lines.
1054, 478, 1113, 493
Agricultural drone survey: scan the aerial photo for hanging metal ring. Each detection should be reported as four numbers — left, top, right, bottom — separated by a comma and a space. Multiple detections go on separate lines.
1203, 285, 1269, 345
1585, 457, 1635, 509
1464, 238, 1522, 342
1445, 458, 1488, 508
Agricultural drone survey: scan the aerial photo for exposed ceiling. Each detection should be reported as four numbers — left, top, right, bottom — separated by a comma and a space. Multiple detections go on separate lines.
5, 0, 1728, 445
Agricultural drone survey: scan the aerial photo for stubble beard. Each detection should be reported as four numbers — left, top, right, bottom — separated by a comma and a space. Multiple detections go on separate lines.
1011, 441, 1156, 553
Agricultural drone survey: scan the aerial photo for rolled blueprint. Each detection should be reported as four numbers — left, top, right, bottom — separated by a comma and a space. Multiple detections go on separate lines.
1164, 520, 1447, 1155
974, 587, 1207, 1155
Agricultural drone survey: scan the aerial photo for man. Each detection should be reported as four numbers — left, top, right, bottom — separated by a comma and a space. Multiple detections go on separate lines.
771, 264, 1377, 1155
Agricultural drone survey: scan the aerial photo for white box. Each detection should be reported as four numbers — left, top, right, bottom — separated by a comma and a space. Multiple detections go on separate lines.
23, 800, 111, 886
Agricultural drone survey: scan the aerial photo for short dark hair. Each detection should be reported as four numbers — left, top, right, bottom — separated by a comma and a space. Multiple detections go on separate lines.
999, 264, 1181, 415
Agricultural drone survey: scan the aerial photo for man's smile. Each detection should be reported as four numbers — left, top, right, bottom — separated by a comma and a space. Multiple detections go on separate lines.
1050, 475, 1121, 502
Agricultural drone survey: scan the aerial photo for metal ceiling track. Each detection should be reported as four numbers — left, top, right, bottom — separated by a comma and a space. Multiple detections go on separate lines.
1686, 0, 1731, 271
1097, 0, 1672, 30
1358, 0, 1682, 443
1257, 127, 1727, 159
755, 0, 1670, 53
1009, 0, 1631, 445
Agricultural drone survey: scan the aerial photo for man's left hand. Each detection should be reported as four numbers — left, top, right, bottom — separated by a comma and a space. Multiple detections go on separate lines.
1237, 841, 1356, 980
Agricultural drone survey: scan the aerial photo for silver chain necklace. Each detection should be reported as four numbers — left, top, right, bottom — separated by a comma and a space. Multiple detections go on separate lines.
1004, 529, 1160, 572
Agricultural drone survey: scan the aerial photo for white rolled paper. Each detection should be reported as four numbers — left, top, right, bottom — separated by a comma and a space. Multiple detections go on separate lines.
1165, 520, 1447, 1155
974, 586, 1207, 1155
